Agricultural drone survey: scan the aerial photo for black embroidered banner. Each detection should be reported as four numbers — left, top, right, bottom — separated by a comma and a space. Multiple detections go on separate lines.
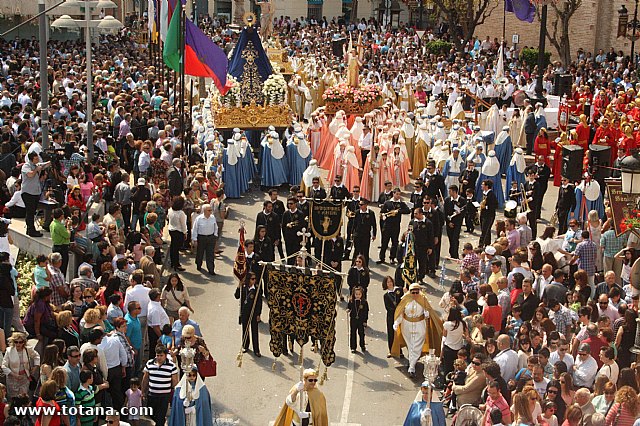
309, 200, 343, 240
266, 266, 337, 366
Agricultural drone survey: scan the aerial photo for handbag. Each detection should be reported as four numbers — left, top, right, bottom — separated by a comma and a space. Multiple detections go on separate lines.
197, 355, 217, 377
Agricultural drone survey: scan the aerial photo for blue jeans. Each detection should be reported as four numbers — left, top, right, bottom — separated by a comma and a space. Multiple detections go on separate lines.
0, 306, 13, 339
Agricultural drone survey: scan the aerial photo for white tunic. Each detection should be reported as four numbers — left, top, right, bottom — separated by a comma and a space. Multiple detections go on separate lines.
394, 300, 427, 373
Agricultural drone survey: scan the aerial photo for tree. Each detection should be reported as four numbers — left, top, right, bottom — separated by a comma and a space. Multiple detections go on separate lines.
540, 0, 582, 68
431, 0, 499, 52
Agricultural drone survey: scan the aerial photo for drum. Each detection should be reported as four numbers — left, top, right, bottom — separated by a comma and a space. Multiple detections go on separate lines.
584, 180, 601, 201
513, 90, 528, 107
504, 200, 518, 218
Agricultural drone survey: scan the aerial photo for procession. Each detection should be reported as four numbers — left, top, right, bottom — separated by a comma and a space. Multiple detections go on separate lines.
1, 0, 640, 425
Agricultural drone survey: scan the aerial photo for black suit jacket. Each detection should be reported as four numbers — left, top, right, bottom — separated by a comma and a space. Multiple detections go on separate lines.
167, 167, 183, 197
309, 187, 327, 200
556, 184, 576, 211
480, 190, 498, 218
444, 196, 467, 225
459, 169, 479, 195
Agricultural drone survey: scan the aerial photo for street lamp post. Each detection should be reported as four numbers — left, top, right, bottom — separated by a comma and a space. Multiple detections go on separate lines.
39, 0, 49, 149
534, 3, 547, 103
51, 1, 122, 160
418, 0, 424, 30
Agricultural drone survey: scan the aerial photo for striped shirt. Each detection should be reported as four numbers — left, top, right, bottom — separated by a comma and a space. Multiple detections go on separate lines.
74, 385, 97, 426
144, 358, 178, 395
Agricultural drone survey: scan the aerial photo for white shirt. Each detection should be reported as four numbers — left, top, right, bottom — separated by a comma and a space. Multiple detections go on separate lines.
549, 350, 574, 369
359, 132, 373, 150
167, 208, 187, 233
533, 377, 549, 399
79, 342, 108, 379
124, 284, 151, 317
5, 189, 24, 208
443, 321, 465, 350
191, 213, 218, 241
597, 361, 619, 384
147, 300, 170, 328
98, 334, 128, 369
573, 355, 598, 388
494, 349, 519, 382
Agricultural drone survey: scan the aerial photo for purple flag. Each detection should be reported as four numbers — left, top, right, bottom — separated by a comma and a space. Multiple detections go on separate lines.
505, 0, 536, 23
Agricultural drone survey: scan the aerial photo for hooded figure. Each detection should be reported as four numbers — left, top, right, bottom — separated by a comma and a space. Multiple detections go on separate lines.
413, 122, 430, 179
534, 103, 548, 134
494, 125, 513, 176
401, 117, 416, 165
425, 97, 438, 117
361, 145, 381, 202
391, 284, 444, 375
342, 145, 362, 191
573, 178, 604, 222
485, 104, 501, 137
476, 150, 505, 208
467, 143, 486, 172
349, 117, 364, 164
273, 368, 329, 426
316, 111, 345, 166
433, 122, 447, 147
402, 381, 446, 426
442, 147, 465, 189
505, 147, 527, 201
239, 133, 257, 191
301, 159, 323, 195
286, 129, 312, 185
168, 366, 213, 426
223, 139, 244, 198
450, 98, 465, 120
260, 131, 289, 188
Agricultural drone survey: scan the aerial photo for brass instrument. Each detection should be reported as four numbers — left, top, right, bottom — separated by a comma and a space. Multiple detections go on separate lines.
381, 209, 400, 220
521, 183, 532, 215
346, 209, 356, 218
550, 211, 559, 227
286, 220, 299, 229
476, 196, 487, 225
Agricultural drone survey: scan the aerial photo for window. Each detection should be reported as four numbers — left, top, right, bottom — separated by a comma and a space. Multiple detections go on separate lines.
308, 0, 323, 21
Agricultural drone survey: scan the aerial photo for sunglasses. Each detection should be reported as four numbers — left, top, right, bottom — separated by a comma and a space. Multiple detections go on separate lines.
472, 361, 482, 366
578, 353, 588, 356
307, 378, 318, 383
107, 421, 117, 424
187, 373, 197, 377
547, 390, 558, 394
411, 291, 420, 294
15, 341, 25, 344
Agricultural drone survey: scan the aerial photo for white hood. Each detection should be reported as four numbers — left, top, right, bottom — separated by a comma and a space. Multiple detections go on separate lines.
510, 148, 526, 173
482, 150, 500, 176
226, 141, 239, 166
302, 159, 321, 187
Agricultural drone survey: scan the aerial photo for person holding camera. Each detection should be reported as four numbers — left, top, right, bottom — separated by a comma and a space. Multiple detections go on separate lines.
20, 151, 45, 237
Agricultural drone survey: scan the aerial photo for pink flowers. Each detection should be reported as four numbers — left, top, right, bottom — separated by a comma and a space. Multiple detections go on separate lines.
322, 84, 382, 105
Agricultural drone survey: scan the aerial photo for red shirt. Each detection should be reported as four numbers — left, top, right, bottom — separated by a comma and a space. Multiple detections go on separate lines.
582, 336, 606, 368
35, 398, 61, 426
482, 305, 503, 333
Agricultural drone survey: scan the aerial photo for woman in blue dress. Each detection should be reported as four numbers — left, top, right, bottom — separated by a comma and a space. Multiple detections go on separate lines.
222, 139, 244, 198
286, 130, 312, 185
494, 126, 513, 176
168, 365, 213, 426
573, 179, 605, 222
260, 130, 288, 188
505, 147, 526, 200
476, 150, 505, 209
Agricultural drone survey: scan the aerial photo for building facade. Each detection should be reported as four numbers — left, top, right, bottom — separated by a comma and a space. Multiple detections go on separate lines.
475, 0, 632, 62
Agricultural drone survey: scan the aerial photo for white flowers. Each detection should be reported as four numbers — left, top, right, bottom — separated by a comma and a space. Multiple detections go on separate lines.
262, 74, 286, 106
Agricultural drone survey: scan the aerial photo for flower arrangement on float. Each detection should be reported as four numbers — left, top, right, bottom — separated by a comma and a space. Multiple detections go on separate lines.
322, 83, 382, 105
217, 75, 241, 107
262, 74, 287, 106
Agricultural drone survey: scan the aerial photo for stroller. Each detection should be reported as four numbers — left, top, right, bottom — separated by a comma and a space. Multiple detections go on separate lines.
452, 405, 483, 426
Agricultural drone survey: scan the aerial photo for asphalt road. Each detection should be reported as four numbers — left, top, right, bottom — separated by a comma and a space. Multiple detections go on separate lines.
181, 177, 559, 426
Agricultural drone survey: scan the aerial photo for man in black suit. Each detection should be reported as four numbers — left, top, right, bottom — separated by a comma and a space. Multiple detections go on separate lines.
281, 197, 306, 265
268, 189, 286, 258
459, 161, 479, 197
308, 177, 327, 200
167, 158, 184, 197
527, 155, 551, 219
256, 200, 281, 258
234, 272, 263, 356
479, 179, 498, 247
423, 161, 446, 207
524, 170, 543, 239
377, 188, 410, 265
409, 179, 427, 218
555, 177, 576, 235
322, 236, 345, 300
422, 196, 444, 278
329, 175, 350, 200
444, 185, 467, 258
524, 108, 537, 155
410, 207, 434, 282
352, 199, 377, 266
344, 185, 361, 260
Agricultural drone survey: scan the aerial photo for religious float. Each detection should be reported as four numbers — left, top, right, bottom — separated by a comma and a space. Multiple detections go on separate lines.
322, 36, 383, 115
209, 13, 293, 129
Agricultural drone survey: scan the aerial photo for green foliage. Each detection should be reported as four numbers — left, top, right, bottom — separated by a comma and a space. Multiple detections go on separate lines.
16, 251, 36, 316
521, 48, 552, 70
424, 40, 453, 55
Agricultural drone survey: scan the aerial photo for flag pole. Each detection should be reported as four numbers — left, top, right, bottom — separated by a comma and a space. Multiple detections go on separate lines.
179, 5, 186, 146
188, 78, 194, 154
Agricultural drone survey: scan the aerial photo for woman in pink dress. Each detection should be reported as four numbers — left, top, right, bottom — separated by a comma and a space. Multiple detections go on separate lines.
342, 146, 362, 192
377, 150, 393, 191
360, 145, 380, 202
318, 111, 347, 168
327, 140, 348, 184
391, 145, 410, 189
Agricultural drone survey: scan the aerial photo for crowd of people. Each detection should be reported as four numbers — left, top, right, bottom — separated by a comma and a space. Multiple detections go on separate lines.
0, 6, 638, 426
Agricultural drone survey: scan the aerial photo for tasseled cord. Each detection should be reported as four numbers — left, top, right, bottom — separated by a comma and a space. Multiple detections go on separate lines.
319, 366, 328, 385
236, 351, 243, 367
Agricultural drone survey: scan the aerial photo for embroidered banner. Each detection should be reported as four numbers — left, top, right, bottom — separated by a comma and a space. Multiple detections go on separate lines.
309, 200, 343, 240
266, 267, 337, 366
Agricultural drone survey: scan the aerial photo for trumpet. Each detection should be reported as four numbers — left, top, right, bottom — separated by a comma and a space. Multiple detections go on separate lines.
286, 220, 299, 229
476, 196, 487, 225
521, 183, 532, 215
381, 209, 399, 220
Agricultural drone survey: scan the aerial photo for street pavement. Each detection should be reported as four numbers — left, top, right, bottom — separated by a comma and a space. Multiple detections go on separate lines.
180, 178, 559, 426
